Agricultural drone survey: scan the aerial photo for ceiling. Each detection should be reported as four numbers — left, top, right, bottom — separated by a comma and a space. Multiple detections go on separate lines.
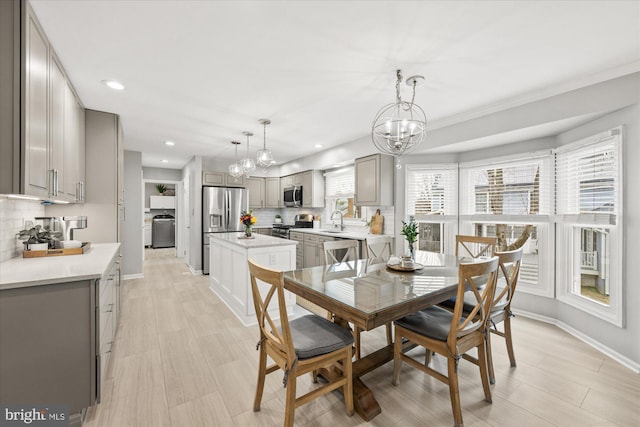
30, 1, 640, 170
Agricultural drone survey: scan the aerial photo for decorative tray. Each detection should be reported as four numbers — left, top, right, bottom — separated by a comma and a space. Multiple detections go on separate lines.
23, 242, 91, 258
386, 262, 424, 272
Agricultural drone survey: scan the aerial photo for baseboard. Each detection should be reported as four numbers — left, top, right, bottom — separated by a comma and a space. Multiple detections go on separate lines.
122, 273, 144, 280
188, 265, 202, 275
513, 309, 640, 373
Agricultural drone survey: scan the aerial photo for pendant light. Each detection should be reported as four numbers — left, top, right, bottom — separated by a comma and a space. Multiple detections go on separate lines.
240, 131, 256, 176
228, 141, 243, 178
371, 69, 427, 157
256, 119, 274, 169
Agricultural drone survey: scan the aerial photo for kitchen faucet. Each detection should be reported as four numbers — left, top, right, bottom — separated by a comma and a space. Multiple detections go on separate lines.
330, 210, 344, 231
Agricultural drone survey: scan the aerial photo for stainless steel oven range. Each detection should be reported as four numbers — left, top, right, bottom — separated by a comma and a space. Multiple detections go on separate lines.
271, 214, 313, 238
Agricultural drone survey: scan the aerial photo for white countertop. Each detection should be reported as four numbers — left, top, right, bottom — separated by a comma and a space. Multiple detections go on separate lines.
210, 232, 297, 249
289, 228, 393, 241
0, 243, 121, 290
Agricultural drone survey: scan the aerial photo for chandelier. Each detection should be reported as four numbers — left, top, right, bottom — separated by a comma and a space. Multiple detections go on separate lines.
240, 131, 256, 176
256, 119, 274, 169
371, 69, 426, 157
228, 141, 243, 178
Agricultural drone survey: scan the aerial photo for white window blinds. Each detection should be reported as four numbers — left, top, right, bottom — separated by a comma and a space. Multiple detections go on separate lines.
406, 165, 457, 216
461, 155, 551, 216
555, 129, 621, 225
325, 167, 354, 198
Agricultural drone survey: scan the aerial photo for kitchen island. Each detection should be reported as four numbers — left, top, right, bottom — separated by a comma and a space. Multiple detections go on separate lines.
208, 232, 297, 326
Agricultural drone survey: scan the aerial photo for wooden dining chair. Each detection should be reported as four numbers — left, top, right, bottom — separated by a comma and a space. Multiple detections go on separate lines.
248, 260, 354, 427
392, 257, 500, 427
364, 235, 394, 265
364, 235, 394, 351
485, 248, 523, 383
455, 235, 497, 259
323, 239, 359, 264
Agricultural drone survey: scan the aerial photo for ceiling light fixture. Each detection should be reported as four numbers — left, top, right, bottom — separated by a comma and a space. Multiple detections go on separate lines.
228, 141, 243, 178
314, 144, 323, 149
102, 80, 125, 91
164, 141, 175, 146
256, 119, 274, 170
240, 131, 256, 176
161, 159, 168, 163
371, 69, 426, 158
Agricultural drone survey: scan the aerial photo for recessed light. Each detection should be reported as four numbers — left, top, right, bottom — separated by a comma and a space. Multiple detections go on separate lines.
102, 80, 125, 90
314, 144, 323, 149
164, 141, 175, 146
161, 159, 168, 163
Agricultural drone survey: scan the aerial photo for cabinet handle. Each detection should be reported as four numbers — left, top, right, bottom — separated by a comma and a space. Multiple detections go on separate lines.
48, 169, 55, 196
80, 181, 85, 201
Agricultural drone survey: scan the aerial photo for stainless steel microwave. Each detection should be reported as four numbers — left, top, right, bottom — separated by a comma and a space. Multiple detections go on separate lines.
283, 186, 302, 207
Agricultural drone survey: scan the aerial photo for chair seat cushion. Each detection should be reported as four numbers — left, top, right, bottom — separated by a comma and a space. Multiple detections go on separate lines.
396, 306, 465, 341
288, 315, 354, 360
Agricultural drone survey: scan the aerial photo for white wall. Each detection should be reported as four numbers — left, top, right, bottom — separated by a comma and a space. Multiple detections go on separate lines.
123, 150, 143, 277
142, 166, 182, 181
181, 156, 202, 272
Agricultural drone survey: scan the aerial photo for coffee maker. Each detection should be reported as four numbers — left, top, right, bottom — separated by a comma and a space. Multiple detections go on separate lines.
35, 216, 88, 245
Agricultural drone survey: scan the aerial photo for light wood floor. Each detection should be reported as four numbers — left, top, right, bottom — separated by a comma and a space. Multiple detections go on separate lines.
84, 248, 639, 427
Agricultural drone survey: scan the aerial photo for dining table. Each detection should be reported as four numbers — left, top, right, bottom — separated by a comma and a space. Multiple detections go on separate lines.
283, 251, 470, 421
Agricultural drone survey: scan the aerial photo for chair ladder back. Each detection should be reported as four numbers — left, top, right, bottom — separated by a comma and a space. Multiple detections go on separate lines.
248, 260, 295, 361
364, 236, 393, 265
493, 248, 523, 311
450, 258, 499, 341
323, 240, 359, 265
455, 235, 498, 259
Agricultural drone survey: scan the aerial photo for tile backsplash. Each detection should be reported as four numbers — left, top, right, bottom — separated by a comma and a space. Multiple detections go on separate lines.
0, 199, 45, 262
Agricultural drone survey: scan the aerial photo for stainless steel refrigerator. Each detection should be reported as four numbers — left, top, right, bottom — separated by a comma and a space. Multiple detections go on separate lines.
202, 186, 248, 274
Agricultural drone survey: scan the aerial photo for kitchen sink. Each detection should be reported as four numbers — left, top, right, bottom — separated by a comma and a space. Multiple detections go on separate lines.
318, 229, 344, 234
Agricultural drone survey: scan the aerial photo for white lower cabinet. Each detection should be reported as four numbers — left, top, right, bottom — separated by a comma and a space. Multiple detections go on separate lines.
208, 235, 296, 326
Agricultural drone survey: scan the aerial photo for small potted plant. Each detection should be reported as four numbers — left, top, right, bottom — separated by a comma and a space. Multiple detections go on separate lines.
17, 224, 62, 251
400, 218, 419, 261
274, 214, 282, 224
156, 183, 167, 195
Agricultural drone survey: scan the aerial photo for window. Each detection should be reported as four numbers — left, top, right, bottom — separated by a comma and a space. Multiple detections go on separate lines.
324, 167, 364, 226
405, 165, 457, 253
460, 153, 553, 297
555, 128, 623, 326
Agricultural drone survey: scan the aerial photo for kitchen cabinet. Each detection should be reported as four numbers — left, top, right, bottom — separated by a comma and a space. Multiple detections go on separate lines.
224, 173, 245, 187
0, 243, 121, 426
354, 153, 394, 206
203, 170, 225, 186
0, 2, 85, 202
302, 170, 325, 207
265, 177, 280, 208
303, 234, 336, 268
289, 231, 305, 268
202, 170, 246, 188
48, 110, 124, 244
246, 177, 265, 209
208, 233, 296, 326
150, 195, 175, 209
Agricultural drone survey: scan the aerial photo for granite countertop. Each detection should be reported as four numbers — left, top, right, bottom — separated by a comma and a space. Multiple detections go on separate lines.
0, 243, 121, 290
289, 228, 393, 241
210, 232, 297, 249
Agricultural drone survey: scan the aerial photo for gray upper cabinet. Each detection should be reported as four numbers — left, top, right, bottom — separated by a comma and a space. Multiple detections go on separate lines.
302, 170, 325, 208
24, 5, 49, 198
354, 153, 394, 206
246, 177, 265, 209
265, 177, 280, 208
202, 170, 224, 186
224, 173, 245, 187
0, 2, 85, 202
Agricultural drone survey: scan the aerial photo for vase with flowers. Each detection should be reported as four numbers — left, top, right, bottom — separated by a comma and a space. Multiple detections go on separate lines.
400, 218, 419, 261
240, 209, 257, 237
